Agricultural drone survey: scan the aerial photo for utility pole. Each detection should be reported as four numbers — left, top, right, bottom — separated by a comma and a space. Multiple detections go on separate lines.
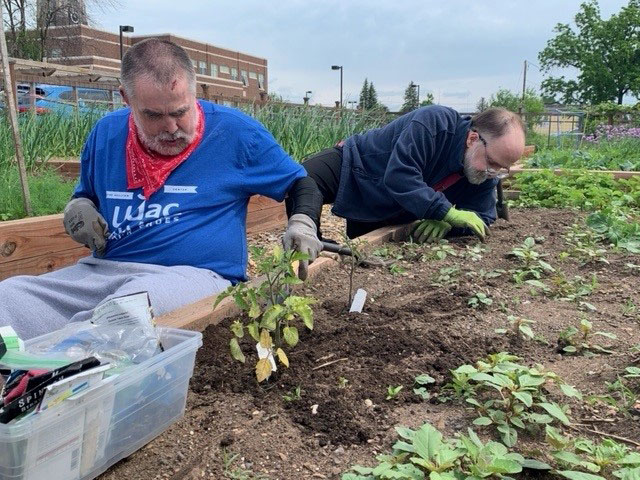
0, 1, 32, 216
519, 60, 527, 117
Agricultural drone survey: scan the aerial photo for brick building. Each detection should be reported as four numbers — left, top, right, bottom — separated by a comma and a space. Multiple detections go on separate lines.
45, 24, 268, 105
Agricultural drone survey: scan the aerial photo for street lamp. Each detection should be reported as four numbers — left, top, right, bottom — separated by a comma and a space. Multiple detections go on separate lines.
331, 65, 343, 109
347, 100, 357, 110
303, 90, 312, 105
410, 81, 420, 108
119, 25, 134, 60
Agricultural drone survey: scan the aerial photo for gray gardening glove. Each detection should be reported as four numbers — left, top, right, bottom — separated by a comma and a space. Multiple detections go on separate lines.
63, 197, 109, 256
282, 213, 322, 281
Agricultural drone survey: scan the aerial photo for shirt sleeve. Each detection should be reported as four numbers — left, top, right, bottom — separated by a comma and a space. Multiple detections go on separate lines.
382, 120, 452, 221
72, 125, 99, 204
241, 125, 306, 202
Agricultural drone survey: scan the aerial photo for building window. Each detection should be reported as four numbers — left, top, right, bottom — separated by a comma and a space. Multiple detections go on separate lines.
210, 64, 218, 77
258, 73, 265, 89
49, 47, 62, 58
198, 61, 207, 75
191, 59, 197, 71
249, 71, 257, 80
241, 70, 248, 86
219, 65, 230, 74
231, 67, 238, 81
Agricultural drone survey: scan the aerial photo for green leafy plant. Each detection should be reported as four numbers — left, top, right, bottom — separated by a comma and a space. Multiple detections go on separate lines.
386, 385, 404, 400
389, 263, 407, 276
562, 223, 609, 265
423, 240, 458, 261
222, 448, 270, 480
464, 244, 486, 262
337, 376, 349, 389
342, 422, 547, 480
509, 237, 555, 284
335, 235, 368, 307
413, 373, 436, 401
214, 246, 315, 382
282, 386, 302, 402
545, 425, 640, 480
431, 266, 461, 288
468, 292, 493, 310
446, 352, 580, 447
495, 315, 536, 341
558, 318, 616, 355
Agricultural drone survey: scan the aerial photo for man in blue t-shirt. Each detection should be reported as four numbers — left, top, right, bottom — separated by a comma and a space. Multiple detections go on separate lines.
283, 106, 526, 267
0, 39, 322, 340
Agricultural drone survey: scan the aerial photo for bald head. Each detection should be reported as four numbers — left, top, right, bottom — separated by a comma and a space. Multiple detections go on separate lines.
121, 38, 196, 98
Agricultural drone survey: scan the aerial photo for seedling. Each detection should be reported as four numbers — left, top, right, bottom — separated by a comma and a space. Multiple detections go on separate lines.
445, 352, 580, 447
622, 299, 638, 317
509, 237, 555, 283
336, 235, 367, 308
545, 426, 640, 479
388, 262, 407, 276
337, 376, 349, 389
558, 318, 616, 355
413, 373, 436, 400
343, 422, 546, 480
386, 385, 403, 400
495, 315, 536, 340
214, 246, 315, 382
431, 266, 460, 287
282, 386, 302, 402
467, 268, 506, 281
222, 449, 269, 480
464, 244, 486, 261
423, 240, 458, 261
468, 291, 493, 309
562, 223, 609, 265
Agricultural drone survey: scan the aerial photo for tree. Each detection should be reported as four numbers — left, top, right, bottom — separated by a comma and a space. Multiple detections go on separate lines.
476, 97, 489, 112
2, 0, 119, 61
538, 0, 640, 105
420, 93, 434, 107
488, 88, 545, 130
359, 78, 369, 110
400, 81, 419, 113
367, 82, 378, 109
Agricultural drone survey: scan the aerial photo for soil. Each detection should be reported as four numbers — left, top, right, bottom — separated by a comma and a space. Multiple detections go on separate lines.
100, 207, 640, 480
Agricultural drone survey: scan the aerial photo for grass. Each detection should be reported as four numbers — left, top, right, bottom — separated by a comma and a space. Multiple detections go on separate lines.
0, 165, 76, 220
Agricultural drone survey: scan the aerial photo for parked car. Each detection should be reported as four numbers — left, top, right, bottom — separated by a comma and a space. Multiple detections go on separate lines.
16, 84, 122, 116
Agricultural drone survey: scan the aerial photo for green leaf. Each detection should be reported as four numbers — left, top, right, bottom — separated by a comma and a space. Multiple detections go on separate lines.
229, 338, 245, 363
556, 470, 607, 480
538, 402, 571, 425
553, 451, 599, 472
247, 321, 260, 341
283, 326, 299, 347
412, 424, 443, 461
473, 417, 493, 426
248, 290, 261, 319
230, 320, 244, 338
497, 424, 517, 447
490, 458, 523, 474
415, 374, 436, 385
521, 458, 552, 470
513, 391, 533, 407
260, 304, 283, 330
395, 426, 416, 440
560, 383, 583, 400
510, 416, 526, 429
518, 374, 546, 388
298, 303, 313, 330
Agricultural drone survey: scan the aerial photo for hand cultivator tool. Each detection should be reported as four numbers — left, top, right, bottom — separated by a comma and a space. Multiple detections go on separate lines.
321, 240, 394, 267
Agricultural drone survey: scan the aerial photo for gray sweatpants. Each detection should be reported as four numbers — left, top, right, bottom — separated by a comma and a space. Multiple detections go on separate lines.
0, 256, 231, 340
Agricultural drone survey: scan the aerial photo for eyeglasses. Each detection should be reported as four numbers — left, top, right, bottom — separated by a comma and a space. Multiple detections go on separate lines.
475, 131, 510, 180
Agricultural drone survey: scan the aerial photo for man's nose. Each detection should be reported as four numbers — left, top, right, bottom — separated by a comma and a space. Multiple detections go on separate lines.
163, 117, 179, 134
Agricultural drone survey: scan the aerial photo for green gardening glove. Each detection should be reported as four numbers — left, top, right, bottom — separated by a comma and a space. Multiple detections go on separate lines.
411, 219, 452, 244
443, 207, 488, 242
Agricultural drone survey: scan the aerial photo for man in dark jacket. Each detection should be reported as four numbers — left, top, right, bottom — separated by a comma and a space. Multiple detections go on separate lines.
282, 106, 525, 277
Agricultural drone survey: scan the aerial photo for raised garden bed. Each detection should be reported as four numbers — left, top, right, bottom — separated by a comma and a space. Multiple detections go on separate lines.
98, 208, 640, 480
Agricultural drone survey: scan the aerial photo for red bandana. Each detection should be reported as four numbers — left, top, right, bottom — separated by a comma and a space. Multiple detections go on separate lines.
126, 102, 204, 199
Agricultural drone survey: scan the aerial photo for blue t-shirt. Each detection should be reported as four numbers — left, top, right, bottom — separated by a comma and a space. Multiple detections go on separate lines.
74, 100, 305, 284
333, 105, 498, 226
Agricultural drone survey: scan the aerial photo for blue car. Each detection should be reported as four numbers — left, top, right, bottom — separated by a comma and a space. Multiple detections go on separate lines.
17, 84, 123, 116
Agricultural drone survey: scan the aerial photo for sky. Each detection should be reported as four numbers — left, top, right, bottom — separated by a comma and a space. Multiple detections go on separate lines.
90, 0, 631, 112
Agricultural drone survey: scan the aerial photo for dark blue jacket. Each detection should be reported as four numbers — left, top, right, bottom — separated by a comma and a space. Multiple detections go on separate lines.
332, 105, 498, 226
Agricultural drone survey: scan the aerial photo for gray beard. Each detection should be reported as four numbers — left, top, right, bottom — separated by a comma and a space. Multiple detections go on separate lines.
463, 154, 488, 185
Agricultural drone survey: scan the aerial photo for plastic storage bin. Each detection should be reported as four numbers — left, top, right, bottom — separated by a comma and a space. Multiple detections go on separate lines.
0, 327, 202, 480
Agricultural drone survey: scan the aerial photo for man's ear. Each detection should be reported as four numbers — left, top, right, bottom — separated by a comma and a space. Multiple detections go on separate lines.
466, 130, 478, 148
120, 86, 130, 106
